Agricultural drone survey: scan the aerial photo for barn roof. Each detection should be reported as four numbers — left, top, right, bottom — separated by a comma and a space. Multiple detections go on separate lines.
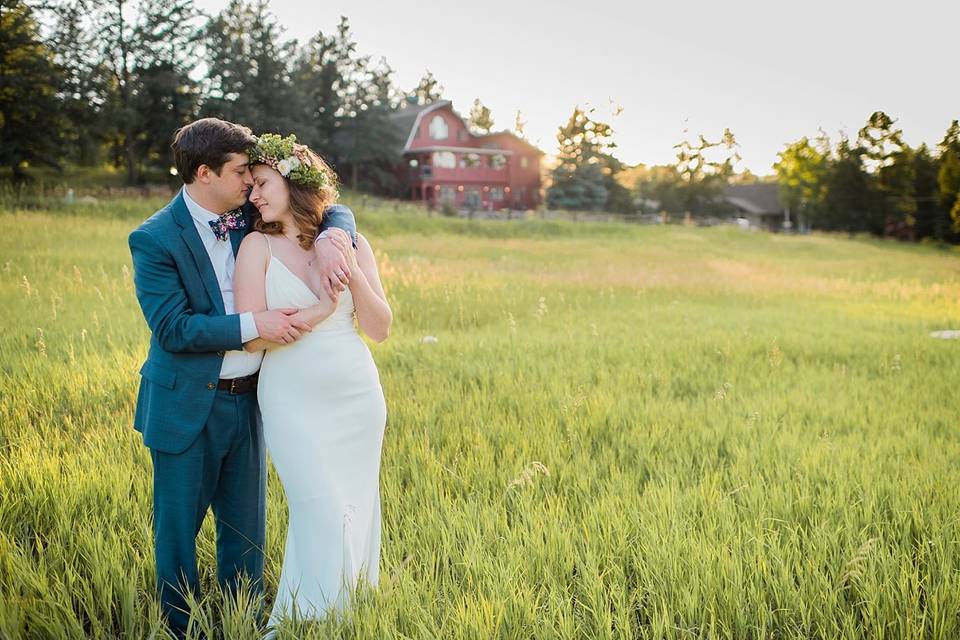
389, 100, 543, 156
474, 130, 546, 155
388, 101, 451, 153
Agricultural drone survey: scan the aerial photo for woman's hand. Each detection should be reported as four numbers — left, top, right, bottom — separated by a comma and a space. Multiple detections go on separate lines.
312, 229, 352, 301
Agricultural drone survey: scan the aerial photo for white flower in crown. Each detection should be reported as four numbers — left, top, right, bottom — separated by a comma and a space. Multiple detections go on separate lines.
288, 156, 301, 170
277, 158, 293, 176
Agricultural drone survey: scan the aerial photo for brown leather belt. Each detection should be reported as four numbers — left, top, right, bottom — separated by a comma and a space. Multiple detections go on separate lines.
217, 372, 259, 394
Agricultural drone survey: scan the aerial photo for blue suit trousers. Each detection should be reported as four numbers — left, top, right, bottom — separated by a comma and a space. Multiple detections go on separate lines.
150, 390, 266, 637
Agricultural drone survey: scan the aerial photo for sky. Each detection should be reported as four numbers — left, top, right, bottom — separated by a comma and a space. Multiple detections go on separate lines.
193, 0, 959, 175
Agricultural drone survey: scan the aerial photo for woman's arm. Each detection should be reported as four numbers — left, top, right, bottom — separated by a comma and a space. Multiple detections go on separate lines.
234, 232, 275, 352
348, 233, 392, 343
235, 233, 335, 352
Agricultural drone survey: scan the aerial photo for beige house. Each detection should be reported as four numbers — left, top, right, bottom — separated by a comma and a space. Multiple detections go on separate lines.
723, 184, 789, 232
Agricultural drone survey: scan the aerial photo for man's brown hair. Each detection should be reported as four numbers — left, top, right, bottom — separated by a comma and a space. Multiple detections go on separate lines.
172, 118, 257, 183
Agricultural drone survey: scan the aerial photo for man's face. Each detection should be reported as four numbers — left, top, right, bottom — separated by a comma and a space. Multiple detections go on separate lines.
205, 152, 253, 211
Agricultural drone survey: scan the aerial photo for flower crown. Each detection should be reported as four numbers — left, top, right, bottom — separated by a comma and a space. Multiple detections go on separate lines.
250, 133, 328, 188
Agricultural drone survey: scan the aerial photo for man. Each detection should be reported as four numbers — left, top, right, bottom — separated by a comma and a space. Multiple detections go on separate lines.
128, 117, 357, 637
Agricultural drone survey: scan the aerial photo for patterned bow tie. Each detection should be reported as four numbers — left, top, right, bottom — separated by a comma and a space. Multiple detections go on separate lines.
208, 209, 246, 241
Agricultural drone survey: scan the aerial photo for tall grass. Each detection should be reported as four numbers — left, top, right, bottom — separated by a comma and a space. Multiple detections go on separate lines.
1, 195, 958, 639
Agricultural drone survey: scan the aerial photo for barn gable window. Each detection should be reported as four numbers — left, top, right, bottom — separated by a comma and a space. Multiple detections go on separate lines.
428, 115, 449, 140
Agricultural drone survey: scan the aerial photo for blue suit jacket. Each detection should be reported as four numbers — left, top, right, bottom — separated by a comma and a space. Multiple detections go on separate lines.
128, 191, 357, 454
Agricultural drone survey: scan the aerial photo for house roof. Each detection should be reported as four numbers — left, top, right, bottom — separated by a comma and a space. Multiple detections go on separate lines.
723, 183, 782, 215
408, 146, 514, 155
390, 100, 450, 150
474, 130, 546, 155
389, 100, 543, 156
388, 101, 451, 153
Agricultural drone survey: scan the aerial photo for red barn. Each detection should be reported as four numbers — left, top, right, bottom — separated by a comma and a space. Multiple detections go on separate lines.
389, 100, 543, 210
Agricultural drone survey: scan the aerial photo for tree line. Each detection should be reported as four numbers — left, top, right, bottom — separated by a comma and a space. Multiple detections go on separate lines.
0, 0, 457, 193
546, 104, 960, 243
545, 102, 748, 218
5, 0, 958, 241
772, 113, 960, 243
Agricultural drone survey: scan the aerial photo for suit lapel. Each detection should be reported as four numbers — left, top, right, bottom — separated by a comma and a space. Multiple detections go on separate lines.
229, 228, 243, 257
172, 191, 226, 315
231, 204, 256, 257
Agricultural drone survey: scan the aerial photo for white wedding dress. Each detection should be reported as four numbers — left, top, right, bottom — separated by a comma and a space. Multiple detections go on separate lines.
257, 236, 386, 628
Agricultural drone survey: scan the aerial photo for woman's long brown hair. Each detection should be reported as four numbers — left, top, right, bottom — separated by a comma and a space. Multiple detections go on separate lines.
253, 147, 340, 249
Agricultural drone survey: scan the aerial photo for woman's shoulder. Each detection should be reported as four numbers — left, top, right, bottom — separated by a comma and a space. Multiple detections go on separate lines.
237, 230, 270, 260
240, 230, 268, 247
354, 233, 379, 268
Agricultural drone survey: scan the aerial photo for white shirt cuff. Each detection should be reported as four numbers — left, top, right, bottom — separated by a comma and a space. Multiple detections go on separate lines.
240, 312, 259, 342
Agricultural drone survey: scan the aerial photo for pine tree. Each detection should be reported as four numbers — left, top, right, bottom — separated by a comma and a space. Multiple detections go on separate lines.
289, 16, 353, 158
937, 120, 960, 235
821, 135, 879, 233
0, 0, 65, 179
911, 144, 943, 241
334, 52, 402, 192
68, 0, 204, 183
857, 111, 915, 232
91, 0, 142, 183
131, 0, 204, 176
547, 106, 625, 212
202, 0, 298, 135
36, 0, 110, 166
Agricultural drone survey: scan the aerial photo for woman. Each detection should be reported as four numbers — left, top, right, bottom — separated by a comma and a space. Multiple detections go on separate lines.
233, 133, 391, 629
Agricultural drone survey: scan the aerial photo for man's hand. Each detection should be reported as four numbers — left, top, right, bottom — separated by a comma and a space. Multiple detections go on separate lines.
313, 229, 352, 302
253, 308, 311, 344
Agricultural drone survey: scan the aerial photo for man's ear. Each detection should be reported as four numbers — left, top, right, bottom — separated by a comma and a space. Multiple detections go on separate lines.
195, 164, 211, 184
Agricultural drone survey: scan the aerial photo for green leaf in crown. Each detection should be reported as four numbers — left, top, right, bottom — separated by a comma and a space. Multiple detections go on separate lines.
251, 133, 328, 188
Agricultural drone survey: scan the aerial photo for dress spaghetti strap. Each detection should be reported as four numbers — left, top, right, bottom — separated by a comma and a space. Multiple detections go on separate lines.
264, 234, 273, 258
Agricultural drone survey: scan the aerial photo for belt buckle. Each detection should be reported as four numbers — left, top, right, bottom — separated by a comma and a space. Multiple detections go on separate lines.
229, 377, 241, 394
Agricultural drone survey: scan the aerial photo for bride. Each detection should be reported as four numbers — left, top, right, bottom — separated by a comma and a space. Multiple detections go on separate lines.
233, 133, 391, 629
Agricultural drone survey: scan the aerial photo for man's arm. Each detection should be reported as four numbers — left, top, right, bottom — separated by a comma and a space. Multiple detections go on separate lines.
320, 203, 358, 247
129, 228, 243, 353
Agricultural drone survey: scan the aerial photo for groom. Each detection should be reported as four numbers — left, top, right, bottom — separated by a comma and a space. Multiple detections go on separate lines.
128, 117, 357, 637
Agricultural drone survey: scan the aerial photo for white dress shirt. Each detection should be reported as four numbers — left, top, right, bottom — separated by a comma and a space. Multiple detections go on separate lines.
182, 186, 263, 378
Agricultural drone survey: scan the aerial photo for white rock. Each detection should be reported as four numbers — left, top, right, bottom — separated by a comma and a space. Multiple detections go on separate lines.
420, 335, 439, 344
929, 330, 960, 339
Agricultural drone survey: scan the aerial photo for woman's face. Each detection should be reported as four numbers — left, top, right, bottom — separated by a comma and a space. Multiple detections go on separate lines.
250, 165, 291, 226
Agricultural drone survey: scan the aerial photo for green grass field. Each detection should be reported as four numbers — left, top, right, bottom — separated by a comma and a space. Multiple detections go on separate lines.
1, 195, 958, 639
